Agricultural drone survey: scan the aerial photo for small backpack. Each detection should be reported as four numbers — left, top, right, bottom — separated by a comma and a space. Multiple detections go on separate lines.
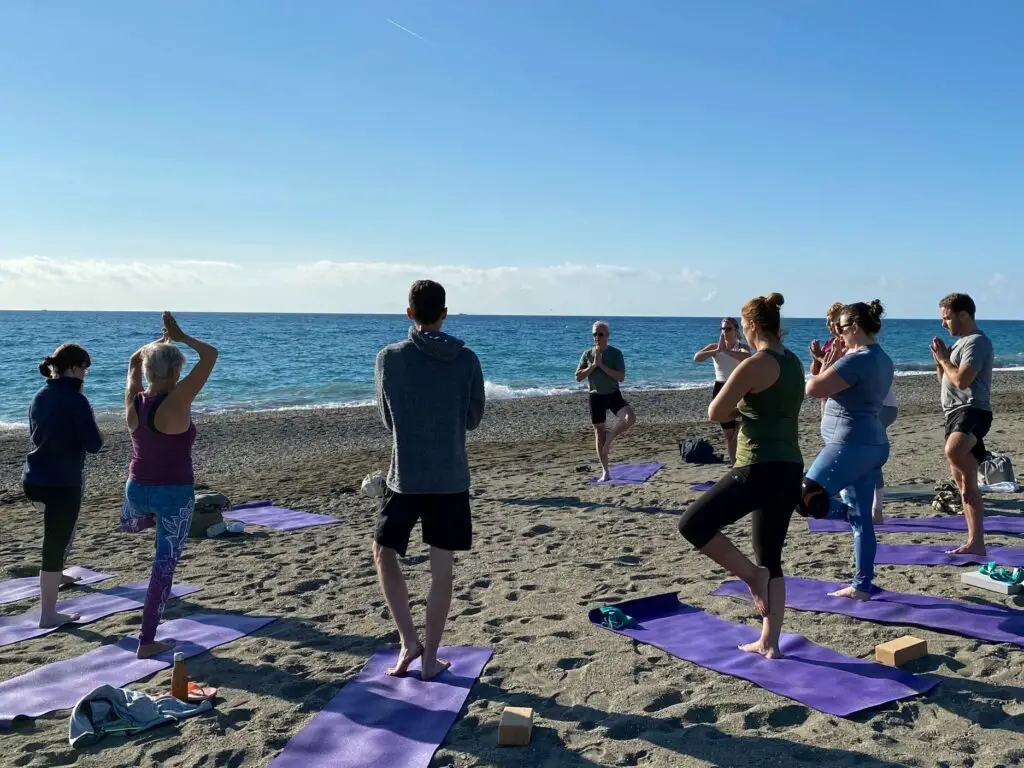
678, 438, 722, 465
190, 492, 231, 538
978, 453, 1016, 486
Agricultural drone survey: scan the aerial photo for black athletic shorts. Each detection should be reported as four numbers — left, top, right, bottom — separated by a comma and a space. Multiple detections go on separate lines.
945, 407, 993, 463
589, 390, 629, 425
375, 488, 472, 557
712, 381, 738, 430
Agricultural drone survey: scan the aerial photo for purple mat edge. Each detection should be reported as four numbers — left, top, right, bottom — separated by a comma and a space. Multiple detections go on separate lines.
0, 567, 114, 605
588, 592, 936, 717
269, 645, 493, 768
0, 613, 276, 728
712, 577, 1024, 647
588, 462, 665, 485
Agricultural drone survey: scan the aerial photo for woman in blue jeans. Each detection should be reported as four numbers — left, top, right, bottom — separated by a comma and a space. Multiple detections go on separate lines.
800, 300, 894, 600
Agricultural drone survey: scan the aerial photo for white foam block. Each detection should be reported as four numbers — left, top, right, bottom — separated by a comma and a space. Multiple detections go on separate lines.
961, 570, 1022, 595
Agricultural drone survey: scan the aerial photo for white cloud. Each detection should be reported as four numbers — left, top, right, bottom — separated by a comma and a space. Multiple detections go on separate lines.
0, 256, 717, 315
701, 288, 719, 304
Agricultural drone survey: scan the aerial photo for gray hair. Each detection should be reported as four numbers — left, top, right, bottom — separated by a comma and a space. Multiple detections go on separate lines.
142, 342, 186, 382
592, 320, 610, 335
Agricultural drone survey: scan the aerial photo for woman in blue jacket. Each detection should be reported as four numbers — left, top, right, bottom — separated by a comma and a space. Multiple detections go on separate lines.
22, 343, 103, 627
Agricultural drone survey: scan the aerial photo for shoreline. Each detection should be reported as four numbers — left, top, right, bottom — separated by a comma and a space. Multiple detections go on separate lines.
4, 369, 1024, 434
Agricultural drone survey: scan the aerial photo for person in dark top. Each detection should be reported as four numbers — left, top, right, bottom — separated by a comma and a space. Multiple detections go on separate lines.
22, 343, 103, 628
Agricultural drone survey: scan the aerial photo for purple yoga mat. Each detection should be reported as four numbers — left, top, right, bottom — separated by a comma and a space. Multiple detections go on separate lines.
588, 462, 664, 485
0, 566, 113, 606
226, 501, 341, 531
808, 516, 1024, 535
691, 481, 716, 492
270, 646, 492, 768
714, 577, 1024, 647
0, 613, 275, 728
875, 544, 1024, 566
589, 593, 936, 717
0, 582, 200, 648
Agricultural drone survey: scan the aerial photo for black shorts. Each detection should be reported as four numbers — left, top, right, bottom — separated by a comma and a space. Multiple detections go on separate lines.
712, 381, 738, 430
589, 391, 629, 425
374, 488, 472, 557
945, 407, 993, 463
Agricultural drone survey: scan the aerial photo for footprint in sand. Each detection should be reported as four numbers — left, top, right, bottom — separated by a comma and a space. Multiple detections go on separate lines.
642, 690, 684, 712
523, 524, 555, 537
555, 657, 590, 670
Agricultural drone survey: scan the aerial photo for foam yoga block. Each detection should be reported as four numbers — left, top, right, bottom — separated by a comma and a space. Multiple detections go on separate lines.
498, 707, 534, 746
961, 570, 1023, 595
876, 636, 928, 667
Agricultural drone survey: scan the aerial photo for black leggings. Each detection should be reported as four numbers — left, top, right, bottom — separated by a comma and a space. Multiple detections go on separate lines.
678, 462, 802, 578
23, 483, 82, 573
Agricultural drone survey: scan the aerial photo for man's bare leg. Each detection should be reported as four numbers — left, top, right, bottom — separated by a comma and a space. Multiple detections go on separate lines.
945, 433, 986, 555
373, 542, 423, 675
422, 547, 454, 680
602, 406, 636, 460
595, 426, 611, 481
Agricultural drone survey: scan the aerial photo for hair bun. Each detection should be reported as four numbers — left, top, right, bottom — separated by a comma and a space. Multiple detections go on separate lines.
868, 299, 885, 318
38, 357, 53, 377
765, 292, 785, 309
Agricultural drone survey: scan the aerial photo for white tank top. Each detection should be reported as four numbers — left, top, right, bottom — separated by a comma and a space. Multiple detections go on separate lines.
712, 346, 743, 382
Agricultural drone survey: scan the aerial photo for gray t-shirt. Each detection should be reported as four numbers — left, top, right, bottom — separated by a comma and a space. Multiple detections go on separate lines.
941, 330, 994, 414
821, 344, 894, 446
579, 346, 625, 395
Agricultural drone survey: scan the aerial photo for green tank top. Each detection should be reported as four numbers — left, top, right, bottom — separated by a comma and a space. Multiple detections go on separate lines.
734, 348, 805, 467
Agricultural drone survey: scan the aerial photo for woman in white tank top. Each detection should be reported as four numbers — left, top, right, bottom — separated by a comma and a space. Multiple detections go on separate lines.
694, 318, 750, 463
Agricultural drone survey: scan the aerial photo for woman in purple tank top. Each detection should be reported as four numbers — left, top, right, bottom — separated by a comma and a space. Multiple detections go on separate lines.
120, 312, 218, 659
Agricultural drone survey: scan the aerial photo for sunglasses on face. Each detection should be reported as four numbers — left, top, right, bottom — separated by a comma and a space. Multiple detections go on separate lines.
593, 331, 606, 337
721, 326, 734, 332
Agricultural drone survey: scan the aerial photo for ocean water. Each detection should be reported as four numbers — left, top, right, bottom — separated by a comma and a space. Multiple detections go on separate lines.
2, 311, 1023, 427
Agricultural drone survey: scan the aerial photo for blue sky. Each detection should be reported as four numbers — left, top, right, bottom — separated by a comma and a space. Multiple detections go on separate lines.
1, 1, 1021, 317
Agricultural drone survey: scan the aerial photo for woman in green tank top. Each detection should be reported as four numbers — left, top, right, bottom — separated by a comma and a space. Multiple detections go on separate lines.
679, 293, 805, 659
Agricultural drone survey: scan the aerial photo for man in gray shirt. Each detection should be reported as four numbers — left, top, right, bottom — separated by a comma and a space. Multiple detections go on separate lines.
373, 279, 485, 680
931, 292, 994, 556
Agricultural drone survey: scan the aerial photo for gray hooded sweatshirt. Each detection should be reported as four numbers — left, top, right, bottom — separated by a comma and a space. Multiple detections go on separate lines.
375, 328, 486, 494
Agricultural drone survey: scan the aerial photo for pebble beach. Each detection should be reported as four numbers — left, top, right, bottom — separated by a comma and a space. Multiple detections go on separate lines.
3, 372, 1024, 767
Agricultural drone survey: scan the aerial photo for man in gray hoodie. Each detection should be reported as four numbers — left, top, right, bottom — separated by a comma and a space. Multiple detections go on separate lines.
373, 279, 486, 680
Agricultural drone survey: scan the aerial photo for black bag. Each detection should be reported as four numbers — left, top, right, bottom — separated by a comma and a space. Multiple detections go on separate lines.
679, 438, 722, 465
190, 492, 230, 538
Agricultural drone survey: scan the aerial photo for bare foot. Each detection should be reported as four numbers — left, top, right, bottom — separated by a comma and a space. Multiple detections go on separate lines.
419, 657, 452, 680
598, 471, 611, 482
386, 642, 424, 676
745, 566, 771, 617
38, 611, 80, 629
137, 639, 175, 659
739, 640, 783, 659
828, 586, 870, 600
946, 542, 986, 556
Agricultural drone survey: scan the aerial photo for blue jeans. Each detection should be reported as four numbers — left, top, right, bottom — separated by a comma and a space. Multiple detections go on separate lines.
121, 480, 195, 643
806, 442, 890, 592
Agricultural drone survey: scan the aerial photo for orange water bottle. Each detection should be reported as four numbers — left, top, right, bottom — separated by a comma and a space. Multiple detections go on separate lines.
171, 653, 189, 700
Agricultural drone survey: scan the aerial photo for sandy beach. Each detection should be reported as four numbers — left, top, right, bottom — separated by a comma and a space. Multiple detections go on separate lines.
3, 372, 1024, 767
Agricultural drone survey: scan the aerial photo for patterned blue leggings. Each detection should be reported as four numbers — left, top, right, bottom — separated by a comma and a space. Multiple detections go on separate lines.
121, 480, 194, 644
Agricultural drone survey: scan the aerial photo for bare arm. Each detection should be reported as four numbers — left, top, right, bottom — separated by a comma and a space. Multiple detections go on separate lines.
724, 347, 752, 362
709, 354, 777, 422
166, 334, 218, 408
693, 343, 718, 363
575, 353, 596, 382
939, 360, 978, 390
806, 366, 852, 399
597, 359, 626, 383
124, 347, 146, 430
